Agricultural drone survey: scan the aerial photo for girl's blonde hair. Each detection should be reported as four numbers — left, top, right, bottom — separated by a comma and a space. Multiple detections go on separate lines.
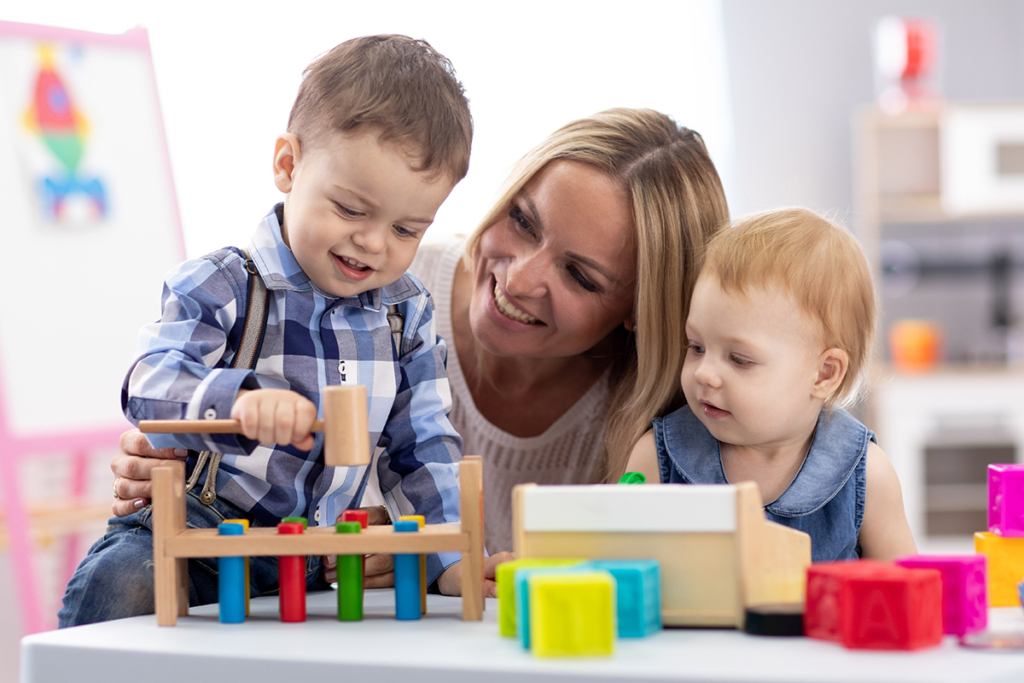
700, 207, 876, 407
463, 108, 729, 481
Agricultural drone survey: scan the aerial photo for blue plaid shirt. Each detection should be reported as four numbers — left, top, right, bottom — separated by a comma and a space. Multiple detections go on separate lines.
123, 205, 463, 580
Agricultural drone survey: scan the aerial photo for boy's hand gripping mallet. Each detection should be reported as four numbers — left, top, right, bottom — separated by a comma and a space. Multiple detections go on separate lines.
138, 385, 370, 467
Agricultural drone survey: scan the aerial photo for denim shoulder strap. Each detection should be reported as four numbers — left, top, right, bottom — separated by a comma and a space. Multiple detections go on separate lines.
185, 249, 269, 505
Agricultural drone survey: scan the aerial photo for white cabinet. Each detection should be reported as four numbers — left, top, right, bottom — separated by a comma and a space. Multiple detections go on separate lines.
871, 368, 1024, 544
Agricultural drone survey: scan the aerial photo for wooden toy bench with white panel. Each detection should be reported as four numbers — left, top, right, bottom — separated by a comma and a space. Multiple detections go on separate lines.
511, 482, 811, 628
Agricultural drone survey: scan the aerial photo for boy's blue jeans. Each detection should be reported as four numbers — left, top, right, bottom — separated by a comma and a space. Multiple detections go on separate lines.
58, 489, 330, 627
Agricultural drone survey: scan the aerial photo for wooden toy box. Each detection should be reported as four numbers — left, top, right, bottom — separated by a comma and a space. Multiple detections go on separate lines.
511, 481, 811, 628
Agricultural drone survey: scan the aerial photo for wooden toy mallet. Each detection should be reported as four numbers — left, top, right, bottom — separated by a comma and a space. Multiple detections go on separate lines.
139, 385, 370, 467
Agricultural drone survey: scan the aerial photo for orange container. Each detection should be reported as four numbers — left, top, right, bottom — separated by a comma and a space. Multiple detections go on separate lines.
889, 319, 943, 372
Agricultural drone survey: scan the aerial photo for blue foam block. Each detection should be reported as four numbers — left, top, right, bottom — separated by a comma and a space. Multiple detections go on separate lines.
585, 559, 662, 637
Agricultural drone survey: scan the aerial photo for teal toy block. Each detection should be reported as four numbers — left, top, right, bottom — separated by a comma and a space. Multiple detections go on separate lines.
496, 558, 584, 637
515, 565, 593, 649
586, 559, 662, 637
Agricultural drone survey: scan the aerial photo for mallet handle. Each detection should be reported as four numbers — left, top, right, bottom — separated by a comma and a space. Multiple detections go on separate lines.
140, 419, 326, 434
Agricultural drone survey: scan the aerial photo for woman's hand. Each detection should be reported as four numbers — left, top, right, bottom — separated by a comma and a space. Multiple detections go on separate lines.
322, 506, 395, 586
437, 551, 515, 598
110, 429, 189, 517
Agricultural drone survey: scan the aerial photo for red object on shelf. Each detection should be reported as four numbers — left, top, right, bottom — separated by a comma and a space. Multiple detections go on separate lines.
900, 19, 935, 81
805, 560, 943, 650
277, 521, 306, 623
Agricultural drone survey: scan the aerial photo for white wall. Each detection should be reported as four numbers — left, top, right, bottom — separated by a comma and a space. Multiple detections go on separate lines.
721, 0, 1024, 223
3, 0, 733, 258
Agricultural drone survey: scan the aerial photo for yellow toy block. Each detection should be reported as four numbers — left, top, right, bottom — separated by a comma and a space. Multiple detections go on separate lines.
974, 532, 1024, 607
495, 558, 584, 637
530, 571, 616, 657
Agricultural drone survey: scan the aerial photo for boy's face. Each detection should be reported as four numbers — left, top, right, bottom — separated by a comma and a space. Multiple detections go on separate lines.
681, 274, 828, 451
273, 128, 455, 298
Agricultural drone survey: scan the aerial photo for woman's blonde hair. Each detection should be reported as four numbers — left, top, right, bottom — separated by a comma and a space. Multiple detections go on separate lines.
463, 108, 729, 481
701, 207, 876, 407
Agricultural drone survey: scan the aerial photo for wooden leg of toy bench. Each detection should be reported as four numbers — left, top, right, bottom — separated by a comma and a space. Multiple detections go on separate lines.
153, 462, 188, 626
459, 456, 484, 621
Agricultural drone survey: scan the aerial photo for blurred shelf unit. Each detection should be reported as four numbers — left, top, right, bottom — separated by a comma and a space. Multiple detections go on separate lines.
855, 103, 1024, 234
871, 366, 1024, 543
855, 102, 1024, 542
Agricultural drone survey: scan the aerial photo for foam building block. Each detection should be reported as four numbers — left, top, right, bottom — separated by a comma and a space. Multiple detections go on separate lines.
529, 571, 616, 657
805, 560, 943, 650
514, 565, 593, 649
975, 531, 1024, 607
988, 464, 1024, 538
585, 559, 661, 637
894, 554, 987, 636
496, 558, 584, 637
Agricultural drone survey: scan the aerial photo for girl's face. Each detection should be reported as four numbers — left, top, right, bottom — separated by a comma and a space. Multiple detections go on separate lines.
469, 160, 637, 360
681, 275, 827, 452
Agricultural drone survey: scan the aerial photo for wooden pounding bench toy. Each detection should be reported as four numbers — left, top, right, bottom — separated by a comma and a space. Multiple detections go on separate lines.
511, 481, 811, 628
140, 384, 485, 625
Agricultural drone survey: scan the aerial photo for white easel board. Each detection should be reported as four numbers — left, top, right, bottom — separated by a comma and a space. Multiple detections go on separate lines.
0, 21, 184, 438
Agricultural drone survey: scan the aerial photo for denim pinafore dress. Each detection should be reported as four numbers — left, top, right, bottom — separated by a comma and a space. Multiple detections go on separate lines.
652, 405, 870, 562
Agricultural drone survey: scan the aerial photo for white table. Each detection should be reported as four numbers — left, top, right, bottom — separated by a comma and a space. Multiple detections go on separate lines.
21, 590, 1024, 683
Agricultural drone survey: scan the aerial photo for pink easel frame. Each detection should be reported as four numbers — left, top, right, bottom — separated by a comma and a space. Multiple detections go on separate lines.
0, 20, 184, 634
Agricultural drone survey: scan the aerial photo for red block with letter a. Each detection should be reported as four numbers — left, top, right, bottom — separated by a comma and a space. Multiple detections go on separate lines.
805, 560, 943, 650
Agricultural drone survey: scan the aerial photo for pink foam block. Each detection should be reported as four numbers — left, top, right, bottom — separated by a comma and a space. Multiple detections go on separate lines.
895, 555, 987, 636
988, 464, 1024, 537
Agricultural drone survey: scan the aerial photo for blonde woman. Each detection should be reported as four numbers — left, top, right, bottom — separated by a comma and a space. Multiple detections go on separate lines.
110, 108, 729, 578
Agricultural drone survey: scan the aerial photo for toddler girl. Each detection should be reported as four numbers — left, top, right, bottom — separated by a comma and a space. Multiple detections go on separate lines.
627, 208, 917, 562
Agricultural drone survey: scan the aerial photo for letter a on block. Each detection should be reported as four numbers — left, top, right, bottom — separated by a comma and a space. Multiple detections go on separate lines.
854, 588, 902, 647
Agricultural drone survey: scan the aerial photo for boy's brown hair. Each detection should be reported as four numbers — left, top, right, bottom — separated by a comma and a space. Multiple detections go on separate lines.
699, 207, 876, 407
287, 34, 472, 182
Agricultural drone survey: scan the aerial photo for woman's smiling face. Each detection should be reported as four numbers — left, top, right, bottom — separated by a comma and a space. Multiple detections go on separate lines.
468, 160, 637, 359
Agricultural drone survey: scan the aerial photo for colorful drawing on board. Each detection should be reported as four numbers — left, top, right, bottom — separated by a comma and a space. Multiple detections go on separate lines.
22, 44, 108, 222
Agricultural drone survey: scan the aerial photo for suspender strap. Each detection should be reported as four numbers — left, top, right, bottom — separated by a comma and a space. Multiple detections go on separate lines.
385, 303, 404, 357
185, 250, 269, 505
186, 253, 402, 506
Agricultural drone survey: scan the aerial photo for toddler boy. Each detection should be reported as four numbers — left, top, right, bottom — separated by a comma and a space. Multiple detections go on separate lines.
60, 35, 472, 626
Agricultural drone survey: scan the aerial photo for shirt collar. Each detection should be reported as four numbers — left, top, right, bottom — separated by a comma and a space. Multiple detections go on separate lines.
247, 204, 424, 310
661, 405, 870, 517
766, 408, 871, 517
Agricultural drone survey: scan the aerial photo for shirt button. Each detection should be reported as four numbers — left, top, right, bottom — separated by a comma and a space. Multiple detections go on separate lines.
314, 509, 321, 522
203, 408, 217, 420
